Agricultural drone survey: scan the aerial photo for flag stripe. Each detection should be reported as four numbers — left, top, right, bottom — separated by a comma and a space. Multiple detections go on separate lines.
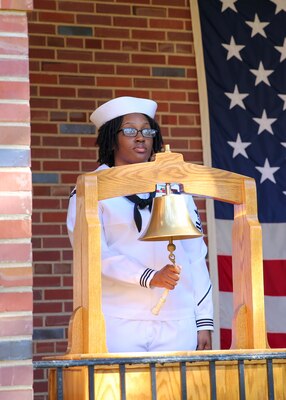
216, 219, 286, 259
218, 255, 286, 295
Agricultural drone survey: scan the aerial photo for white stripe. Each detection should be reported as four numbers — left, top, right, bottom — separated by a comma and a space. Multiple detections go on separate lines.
0, 100, 29, 105
0, 32, 27, 38
216, 219, 286, 260
0, 77, 29, 82
0, 122, 30, 127
219, 292, 286, 332
0, 55, 28, 60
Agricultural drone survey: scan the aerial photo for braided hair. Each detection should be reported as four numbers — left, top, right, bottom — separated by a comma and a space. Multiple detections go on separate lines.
96, 114, 164, 167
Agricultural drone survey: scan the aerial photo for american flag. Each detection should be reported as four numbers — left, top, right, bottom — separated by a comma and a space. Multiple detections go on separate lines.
197, 0, 286, 348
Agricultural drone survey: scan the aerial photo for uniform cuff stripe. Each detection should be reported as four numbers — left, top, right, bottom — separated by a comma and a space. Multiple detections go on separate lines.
140, 268, 155, 288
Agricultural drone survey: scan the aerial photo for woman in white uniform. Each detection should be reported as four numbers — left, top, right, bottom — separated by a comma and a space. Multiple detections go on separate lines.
67, 96, 213, 352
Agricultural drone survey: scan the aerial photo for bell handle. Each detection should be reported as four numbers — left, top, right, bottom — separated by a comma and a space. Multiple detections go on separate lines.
151, 288, 169, 315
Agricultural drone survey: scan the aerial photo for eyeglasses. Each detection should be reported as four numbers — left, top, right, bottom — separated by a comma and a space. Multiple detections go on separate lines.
118, 128, 157, 138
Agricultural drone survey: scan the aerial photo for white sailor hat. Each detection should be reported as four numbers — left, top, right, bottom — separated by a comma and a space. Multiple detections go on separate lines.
90, 96, 158, 129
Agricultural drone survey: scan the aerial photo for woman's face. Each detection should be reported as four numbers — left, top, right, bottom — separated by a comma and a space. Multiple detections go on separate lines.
114, 113, 154, 166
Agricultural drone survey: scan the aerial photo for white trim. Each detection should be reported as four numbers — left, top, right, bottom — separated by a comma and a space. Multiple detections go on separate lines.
190, 0, 220, 349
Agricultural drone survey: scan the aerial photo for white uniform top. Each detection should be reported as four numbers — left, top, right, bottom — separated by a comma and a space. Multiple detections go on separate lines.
67, 164, 213, 331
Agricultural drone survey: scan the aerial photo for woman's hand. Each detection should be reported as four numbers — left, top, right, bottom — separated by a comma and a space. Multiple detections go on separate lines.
197, 330, 212, 350
150, 264, 181, 290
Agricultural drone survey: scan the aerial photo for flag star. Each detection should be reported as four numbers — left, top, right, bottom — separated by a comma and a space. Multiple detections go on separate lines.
220, 0, 238, 12
282, 142, 286, 148
227, 133, 251, 158
255, 158, 280, 183
245, 14, 269, 38
222, 36, 245, 61
270, 0, 286, 14
250, 61, 274, 86
278, 94, 286, 109
253, 109, 277, 134
275, 38, 286, 61
225, 85, 249, 109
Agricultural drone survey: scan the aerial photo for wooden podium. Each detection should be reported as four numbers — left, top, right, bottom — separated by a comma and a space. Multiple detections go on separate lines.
48, 148, 286, 399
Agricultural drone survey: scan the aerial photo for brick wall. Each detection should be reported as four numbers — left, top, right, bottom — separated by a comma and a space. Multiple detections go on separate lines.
28, 1, 205, 398
0, 1, 33, 399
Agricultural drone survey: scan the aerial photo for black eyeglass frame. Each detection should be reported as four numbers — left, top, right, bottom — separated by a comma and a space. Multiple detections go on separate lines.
118, 128, 158, 138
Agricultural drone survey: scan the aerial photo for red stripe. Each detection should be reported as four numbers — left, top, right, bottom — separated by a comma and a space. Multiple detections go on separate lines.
218, 256, 286, 295
220, 328, 232, 349
221, 329, 286, 349
218, 256, 233, 292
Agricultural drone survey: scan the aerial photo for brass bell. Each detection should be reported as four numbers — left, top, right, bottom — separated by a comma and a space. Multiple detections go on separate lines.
139, 183, 203, 315
139, 184, 202, 242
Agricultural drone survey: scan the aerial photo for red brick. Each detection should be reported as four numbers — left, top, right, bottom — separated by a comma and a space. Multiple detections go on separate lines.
0, 292, 32, 312
30, 72, 57, 84
45, 314, 70, 326
33, 276, 61, 287
0, 220, 31, 239
134, 78, 168, 89
1, 125, 30, 145
132, 53, 166, 64
94, 27, 129, 39
28, 21, 56, 35
153, 90, 186, 102
32, 224, 60, 237
0, 364, 32, 386
38, 11, 75, 23
32, 250, 61, 262
44, 289, 73, 300
57, 50, 92, 61
76, 14, 111, 25
132, 29, 165, 41
0, 315, 32, 336
32, 148, 59, 158
53, 263, 71, 274
33, 0, 57, 10
150, 18, 183, 30
0, 389, 33, 400
33, 301, 62, 314
35, 341, 55, 353
60, 99, 94, 110
0, 243, 32, 262
0, 14, 28, 33
1, 0, 33, 10
43, 160, 79, 171
39, 85, 76, 97
79, 63, 115, 75
0, 58, 29, 76
33, 263, 53, 274
32, 198, 61, 209
0, 81, 29, 100
59, 75, 95, 86
96, 3, 131, 14
0, 170, 31, 191
133, 6, 166, 17
168, 7, 190, 18
0, 103, 30, 122
114, 16, 147, 28
0, 193, 32, 214
0, 36, 28, 56
0, 267, 32, 287
59, 1, 94, 12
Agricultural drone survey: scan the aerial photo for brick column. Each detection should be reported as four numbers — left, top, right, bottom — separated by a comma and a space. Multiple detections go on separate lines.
0, 1, 33, 399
